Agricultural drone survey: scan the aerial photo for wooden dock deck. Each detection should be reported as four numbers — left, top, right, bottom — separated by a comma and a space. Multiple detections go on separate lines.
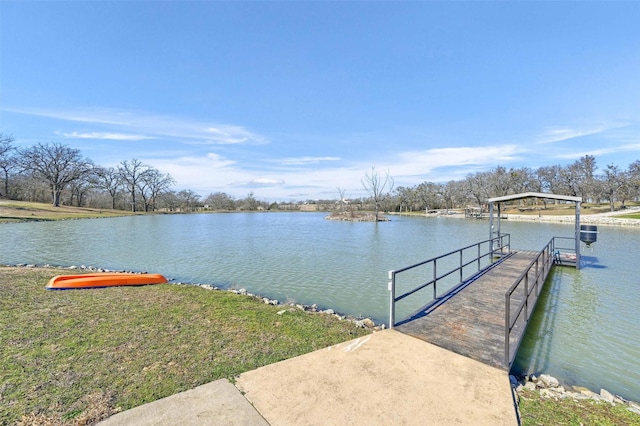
396, 250, 548, 371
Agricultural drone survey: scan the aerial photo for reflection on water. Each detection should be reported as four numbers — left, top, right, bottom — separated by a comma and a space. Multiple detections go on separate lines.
1, 213, 639, 400
513, 269, 563, 375
511, 226, 640, 401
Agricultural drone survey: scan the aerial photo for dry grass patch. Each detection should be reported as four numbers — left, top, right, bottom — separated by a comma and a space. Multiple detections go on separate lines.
0, 200, 132, 223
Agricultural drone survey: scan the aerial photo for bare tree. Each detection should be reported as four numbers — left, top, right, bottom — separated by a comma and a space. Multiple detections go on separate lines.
156, 190, 180, 211
361, 166, 394, 222
118, 159, 149, 212
150, 172, 175, 211
488, 166, 512, 197
575, 155, 598, 202
601, 164, 625, 211
559, 163, 583, 197
176, 189, 200, 212
336, 187, 348, 211
535, 165, 564, 207
95, 167, 122, 209
18, 142, 93, 207
465, 171, 491, 207
627, 160, 640, 202
204, 192, 236, 210
0, 133, 17, 198
139, 168, 175, 212
240, 192, 259, 211
415, 182, 441, 211
394, 186, 412, 213
68, 168, 98, 207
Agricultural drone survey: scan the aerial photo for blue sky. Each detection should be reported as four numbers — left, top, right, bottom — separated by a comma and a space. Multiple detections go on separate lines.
1, 1, 639, 201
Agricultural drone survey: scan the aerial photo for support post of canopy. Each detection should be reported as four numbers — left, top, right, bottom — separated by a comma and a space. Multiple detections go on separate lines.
489, 201, 503, 257
497, 203, 501, 237
489, 202, 494, 240
575, 201, 581, 269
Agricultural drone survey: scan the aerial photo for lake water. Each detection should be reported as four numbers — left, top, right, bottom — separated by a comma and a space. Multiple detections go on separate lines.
1, 212, 638, 401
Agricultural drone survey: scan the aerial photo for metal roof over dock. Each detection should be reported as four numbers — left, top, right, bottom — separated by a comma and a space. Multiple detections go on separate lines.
488, 192, 583, 268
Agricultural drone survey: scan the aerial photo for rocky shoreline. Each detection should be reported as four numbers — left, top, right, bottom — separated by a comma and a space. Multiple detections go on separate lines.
433, 206, 640, 227
500, 213, 640, 227
325, 211, 390, 222
172, 281, 384, 331
511, 373, 640, 416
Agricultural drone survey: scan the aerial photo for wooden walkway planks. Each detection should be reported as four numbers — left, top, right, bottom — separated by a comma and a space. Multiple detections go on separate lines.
396, 250, 544, 371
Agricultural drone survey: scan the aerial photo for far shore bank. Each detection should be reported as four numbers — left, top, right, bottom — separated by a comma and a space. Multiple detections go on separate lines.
394, 207, 640, 227
3, 199, 639, 227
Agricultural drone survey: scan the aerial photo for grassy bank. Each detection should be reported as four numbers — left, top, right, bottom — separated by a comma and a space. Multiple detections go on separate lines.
503, 202, 630, 216
619, 212, 640, 220
0, 267, 370, 425
3, 270, 639, 425
0, 200, 133, 223
518, 390, 640, 426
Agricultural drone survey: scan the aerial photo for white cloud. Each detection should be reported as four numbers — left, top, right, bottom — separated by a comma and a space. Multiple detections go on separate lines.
277, 156, 341, 165
535, 122, 632, 145
536, 127, 605, 144
62, 131, 153, 141
555, 143, 640, 159
6, 106, 130, 126
394, 145, 521, 176
204, 127, 251, 145
248, 178, 286, 186
7, 106, 267, 145
148, 153, 239, 192
237, 146, 521, 199
148, 150, 362, 199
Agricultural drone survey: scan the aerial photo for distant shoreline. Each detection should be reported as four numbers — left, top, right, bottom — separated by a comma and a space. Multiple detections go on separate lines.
410, 207, 640, 227
494, 213, 640, 227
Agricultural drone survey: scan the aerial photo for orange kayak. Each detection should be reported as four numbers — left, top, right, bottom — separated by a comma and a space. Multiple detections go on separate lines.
46, 273, 168, 290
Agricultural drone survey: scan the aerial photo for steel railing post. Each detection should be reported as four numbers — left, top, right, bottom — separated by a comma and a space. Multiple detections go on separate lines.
535, 256, 540, 299
524, 273, 529, 321
460, 249, 463, 282
505, 291, 510, 366
388, 270, 395, 329
433, 259, 437, 299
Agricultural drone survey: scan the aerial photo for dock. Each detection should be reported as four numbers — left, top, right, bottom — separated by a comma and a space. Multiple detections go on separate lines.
396, 250, 550, 370
388, 234, 565, 370
390, 191, 586, 371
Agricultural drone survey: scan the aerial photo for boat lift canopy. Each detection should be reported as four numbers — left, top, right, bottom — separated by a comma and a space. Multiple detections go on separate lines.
487, 192, 583, 268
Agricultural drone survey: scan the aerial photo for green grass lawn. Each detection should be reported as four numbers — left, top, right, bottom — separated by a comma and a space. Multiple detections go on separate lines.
2, 267, 638, 425
518, 390, 640, 426
0, 267, 369, 424
619, 212, 640, 219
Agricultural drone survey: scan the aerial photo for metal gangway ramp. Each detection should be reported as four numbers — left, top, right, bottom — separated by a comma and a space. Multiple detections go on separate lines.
389, 236, 571, 370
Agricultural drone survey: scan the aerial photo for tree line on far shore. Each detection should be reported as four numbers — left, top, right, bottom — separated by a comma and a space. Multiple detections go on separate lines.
394, 156, 640, 214
1, 133, 639, 213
